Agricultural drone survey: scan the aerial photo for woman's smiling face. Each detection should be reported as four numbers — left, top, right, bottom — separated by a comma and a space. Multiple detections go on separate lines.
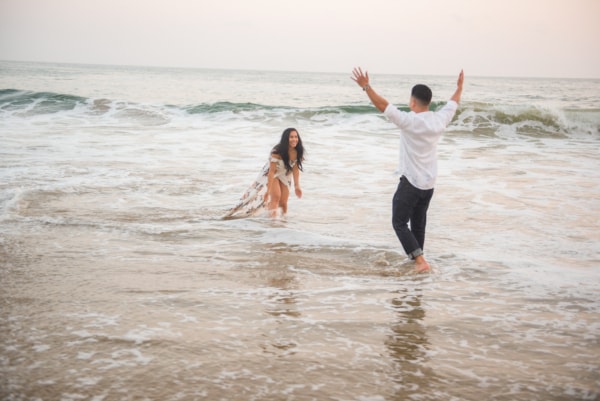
288, 130, 299, 148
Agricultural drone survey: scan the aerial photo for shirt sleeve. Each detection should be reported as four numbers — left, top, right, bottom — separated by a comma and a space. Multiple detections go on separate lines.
383, 103, 408, 128
437, 100, 458, 126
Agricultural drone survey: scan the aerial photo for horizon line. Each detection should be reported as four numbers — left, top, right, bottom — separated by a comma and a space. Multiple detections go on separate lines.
2, 58, 599, 81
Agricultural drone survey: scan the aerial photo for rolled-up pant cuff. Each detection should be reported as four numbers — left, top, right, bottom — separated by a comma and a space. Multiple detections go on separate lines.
409, 248, 423, 260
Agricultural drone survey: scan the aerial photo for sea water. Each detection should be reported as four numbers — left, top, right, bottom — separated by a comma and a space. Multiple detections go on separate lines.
1, 61, 599, 400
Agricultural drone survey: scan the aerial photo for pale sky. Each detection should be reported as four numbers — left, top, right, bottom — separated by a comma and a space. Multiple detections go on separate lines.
1, 0, 599, 78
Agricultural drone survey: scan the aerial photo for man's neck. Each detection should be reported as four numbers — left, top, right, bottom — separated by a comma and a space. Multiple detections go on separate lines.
412, 105, 429, 113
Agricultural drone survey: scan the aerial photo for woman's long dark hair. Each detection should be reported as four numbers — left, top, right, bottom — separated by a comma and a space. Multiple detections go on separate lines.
271, 127, 304, 172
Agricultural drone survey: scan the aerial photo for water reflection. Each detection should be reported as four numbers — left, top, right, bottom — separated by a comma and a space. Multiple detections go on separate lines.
260, 244, 302, 320
261, 262, 301, 357
265, 274, 301, 319
385, 289, 434, 398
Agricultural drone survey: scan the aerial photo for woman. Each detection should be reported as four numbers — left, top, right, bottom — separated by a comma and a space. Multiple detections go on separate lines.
224, 128, 304, 219
264, 127, 304, 217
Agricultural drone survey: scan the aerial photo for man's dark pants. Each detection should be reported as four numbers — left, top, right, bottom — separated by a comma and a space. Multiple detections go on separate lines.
392, 176, 434, 259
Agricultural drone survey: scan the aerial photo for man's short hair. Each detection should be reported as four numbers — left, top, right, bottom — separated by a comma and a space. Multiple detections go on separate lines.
411, 84, 432, 105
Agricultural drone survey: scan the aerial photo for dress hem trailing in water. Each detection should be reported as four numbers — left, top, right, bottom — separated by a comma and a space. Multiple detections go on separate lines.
223, 162, 270, 220
223, 155, 295, 219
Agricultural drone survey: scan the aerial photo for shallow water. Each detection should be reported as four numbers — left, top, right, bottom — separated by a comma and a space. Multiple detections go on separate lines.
1, 61, 599, 400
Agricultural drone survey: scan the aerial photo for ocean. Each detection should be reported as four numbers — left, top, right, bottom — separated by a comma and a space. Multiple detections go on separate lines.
1, 60, 599, 401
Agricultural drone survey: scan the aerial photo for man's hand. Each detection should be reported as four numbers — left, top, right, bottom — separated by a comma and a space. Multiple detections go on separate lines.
457, 69, 464, 89
451, 69, 464, 104
351, 67, 369, 89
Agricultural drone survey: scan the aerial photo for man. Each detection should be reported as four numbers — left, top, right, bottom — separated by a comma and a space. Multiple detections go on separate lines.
351, 67, 464, 272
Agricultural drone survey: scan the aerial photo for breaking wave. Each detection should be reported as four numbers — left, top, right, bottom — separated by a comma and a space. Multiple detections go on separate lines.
1, 89, 598, 137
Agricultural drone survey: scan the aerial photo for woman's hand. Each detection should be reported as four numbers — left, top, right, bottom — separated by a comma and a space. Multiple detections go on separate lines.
295, 186, 302, 198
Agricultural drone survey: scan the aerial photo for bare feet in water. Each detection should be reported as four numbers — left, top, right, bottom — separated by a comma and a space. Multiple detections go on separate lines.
414, 255, 431, 273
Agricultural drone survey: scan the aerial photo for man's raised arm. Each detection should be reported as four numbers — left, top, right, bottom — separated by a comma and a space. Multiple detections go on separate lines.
351, 67, 389, 112
451, 70, 464, 104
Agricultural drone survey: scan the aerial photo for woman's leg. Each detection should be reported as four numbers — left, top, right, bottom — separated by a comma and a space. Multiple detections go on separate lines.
278, 181, 290, 215
268, 180, 282, 217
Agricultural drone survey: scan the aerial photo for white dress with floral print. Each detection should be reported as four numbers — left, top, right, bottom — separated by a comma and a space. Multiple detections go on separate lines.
223, 155, 295, 219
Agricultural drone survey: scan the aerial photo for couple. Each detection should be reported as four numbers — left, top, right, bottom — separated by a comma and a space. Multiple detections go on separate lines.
225, 68, 465, 273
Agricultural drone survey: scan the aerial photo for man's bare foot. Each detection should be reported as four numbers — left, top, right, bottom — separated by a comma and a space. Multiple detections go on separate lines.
414, 255, 431, 273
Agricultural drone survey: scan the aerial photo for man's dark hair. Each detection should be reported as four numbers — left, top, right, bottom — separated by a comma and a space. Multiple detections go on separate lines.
411, 84, 432, 106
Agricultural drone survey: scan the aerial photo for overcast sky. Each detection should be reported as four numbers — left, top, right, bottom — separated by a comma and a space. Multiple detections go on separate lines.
1, 0, 599, 78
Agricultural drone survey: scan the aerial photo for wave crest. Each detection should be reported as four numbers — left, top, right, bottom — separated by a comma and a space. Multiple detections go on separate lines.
1, 89, 598, 137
